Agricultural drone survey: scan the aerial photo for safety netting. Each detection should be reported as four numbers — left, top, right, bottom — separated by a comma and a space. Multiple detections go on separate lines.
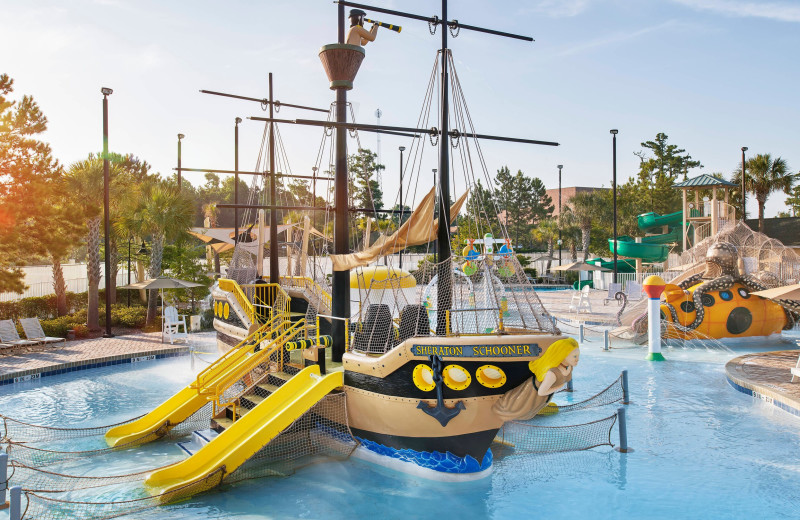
5, 393, 356, 520
495, 413, 617, 455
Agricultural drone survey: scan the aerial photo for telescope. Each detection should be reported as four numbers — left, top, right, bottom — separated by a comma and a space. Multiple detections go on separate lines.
365, 18, 402, 33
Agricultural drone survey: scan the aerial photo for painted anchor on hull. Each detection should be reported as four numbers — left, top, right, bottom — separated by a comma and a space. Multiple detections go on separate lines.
417, 355, 465, 427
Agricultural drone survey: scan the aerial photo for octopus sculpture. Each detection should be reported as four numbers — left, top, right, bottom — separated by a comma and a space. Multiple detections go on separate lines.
657, 243, 798, 340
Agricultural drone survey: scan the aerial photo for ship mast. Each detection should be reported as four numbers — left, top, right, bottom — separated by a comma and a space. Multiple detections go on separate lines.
435, 0, 451, 335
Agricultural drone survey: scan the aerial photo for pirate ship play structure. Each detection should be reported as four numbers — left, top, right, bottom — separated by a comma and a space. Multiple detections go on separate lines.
119, 0, 581, 487
0, 3, 630, 516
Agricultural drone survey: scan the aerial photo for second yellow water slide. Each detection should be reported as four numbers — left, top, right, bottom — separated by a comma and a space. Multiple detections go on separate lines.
105, 317, 299, 448
144, 365, 343, 501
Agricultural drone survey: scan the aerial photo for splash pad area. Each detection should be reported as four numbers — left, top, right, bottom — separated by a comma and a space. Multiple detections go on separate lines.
1, 330, 799, 519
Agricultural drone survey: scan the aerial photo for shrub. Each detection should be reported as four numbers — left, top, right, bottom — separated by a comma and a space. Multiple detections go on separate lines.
39, 316, 81, 338
201, 308, 215, 330
72, 323, 89, 338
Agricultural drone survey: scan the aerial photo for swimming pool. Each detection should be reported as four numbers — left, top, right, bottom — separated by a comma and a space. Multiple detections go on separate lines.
2, 336, 799, 519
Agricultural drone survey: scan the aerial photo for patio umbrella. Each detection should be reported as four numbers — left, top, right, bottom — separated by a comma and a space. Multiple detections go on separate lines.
118, 277, 205, 342
532, 254, 558, 262
752, 283, 800, 301
550, 261, 611, 272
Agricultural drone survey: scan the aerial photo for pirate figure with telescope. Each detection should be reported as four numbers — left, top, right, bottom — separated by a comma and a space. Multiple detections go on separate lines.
346, 8, 401, 47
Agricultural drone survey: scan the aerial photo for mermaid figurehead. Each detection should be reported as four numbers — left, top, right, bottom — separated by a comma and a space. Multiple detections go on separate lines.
529, 337, 580, 381
493, 337, 580, 422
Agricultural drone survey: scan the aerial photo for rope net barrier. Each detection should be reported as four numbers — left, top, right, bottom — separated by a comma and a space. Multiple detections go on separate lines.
1, 381, 627, 519
495, 414, 617, 455
1, 415, 144, 444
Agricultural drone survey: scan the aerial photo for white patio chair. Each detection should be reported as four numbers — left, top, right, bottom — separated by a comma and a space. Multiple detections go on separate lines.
569, 285, 592, 314
603, 283, 623, 306
0, 319, 40, 347
19, 318, 66, 346
625, 281, 644, 301
163, 306, 189, 344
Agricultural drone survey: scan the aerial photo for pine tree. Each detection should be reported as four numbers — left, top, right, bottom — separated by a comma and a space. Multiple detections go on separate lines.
0, 74, 65, 293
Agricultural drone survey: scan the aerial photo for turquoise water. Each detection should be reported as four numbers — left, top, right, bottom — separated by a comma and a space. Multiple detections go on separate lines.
2, 334, 800, 519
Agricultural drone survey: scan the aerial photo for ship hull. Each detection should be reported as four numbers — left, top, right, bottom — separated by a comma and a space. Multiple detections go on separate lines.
343, 333, 567, 477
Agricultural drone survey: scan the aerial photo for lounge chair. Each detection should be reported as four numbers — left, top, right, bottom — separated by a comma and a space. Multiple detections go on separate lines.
0, 319, 40, 347
603, 283, 624, 306
163, 306, 189, 344
624, 281, 644, 301
19, 318, 66, 346
569, 285, 592, 314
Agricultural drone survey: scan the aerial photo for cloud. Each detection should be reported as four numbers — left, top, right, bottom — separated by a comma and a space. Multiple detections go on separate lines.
520, 0, 593, 18
670, 0, 800, 23
557, 20, 677, 56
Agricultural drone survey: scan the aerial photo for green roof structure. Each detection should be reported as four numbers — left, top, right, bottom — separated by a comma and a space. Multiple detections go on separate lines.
673, 174, 737, 188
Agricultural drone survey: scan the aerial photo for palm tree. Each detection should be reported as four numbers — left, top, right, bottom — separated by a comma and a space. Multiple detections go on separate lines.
118, 181, 195, 326
568, 192, 598, 261
67, 157, 107, 330
530, 218, 559, 271
733, 154, 797, 231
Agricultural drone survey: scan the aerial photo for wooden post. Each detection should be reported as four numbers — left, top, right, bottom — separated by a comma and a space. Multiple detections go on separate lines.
711, 187, 718, 235
363, 219, 372, 250
299, 216, 311, 278
682, 188, 687, 251
257, 209, 266, 278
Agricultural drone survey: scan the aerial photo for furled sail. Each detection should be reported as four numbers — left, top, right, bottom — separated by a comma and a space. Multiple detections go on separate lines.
331, 187, 469, 271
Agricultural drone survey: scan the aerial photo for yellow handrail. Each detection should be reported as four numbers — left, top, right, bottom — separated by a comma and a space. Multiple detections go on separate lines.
218, 279, 257, 325
193, 313, 283, 391
279, 276, 332, 313
207, 319, 306, 400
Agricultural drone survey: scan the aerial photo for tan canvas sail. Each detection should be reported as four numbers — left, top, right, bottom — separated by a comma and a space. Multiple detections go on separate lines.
331, 188, 468, 271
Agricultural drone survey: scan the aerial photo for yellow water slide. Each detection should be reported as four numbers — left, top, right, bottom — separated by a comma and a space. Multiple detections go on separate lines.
105, 316, 291, 448
144, 365, 343, 501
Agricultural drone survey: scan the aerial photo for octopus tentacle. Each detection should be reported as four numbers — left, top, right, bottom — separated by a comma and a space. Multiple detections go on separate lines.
665, 301, 679, 323
615, 292, 628, 326
739, 275, 767, 293
687, 275, 735, 330
679, 273, 703, 290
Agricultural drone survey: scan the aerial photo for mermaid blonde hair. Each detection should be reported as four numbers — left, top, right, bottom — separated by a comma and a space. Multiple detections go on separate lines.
528, 337, 579, 381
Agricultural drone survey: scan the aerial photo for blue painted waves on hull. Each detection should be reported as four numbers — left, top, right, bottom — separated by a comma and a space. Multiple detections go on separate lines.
356, 436, 493, 473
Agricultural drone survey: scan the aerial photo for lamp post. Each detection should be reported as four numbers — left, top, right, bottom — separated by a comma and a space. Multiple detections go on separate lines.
177, 133, 185, 189
234, 118, 241, 242
741, 146, 748, 220
557, 164, 563, 267
101, 87, 114, 338
399, 146, 406, 269
610, 129, 619, 284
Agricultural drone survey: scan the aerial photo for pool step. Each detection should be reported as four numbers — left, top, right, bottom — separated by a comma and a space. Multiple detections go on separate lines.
176, 428, 219, 457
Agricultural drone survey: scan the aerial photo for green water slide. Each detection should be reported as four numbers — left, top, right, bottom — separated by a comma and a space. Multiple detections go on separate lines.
607, 211, 688, 263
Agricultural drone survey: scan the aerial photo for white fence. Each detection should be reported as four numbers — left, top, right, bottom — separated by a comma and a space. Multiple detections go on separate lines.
0, 269, 136, 302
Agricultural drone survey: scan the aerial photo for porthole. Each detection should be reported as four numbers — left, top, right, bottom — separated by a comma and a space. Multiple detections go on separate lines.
476, 365, 507, 389
719, 290, 733, 301
701, 294, 715, 307
412, 364, 436, 392
680, 301, 696, 313
223, 302, 230, 320
737, 288, 750, 299
443, 364, 472, 391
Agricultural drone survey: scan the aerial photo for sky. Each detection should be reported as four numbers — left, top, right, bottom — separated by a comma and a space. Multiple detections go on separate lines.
2, 0, 798, 218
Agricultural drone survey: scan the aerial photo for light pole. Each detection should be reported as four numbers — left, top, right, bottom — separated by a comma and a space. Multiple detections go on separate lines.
177, 133, 185, 189
234, 118, 241, 242
610, 129, 619, 284
399, 146, 406, 269
101, 87, 114, 338
557, 164, 563, 267
741, 146, 748, 220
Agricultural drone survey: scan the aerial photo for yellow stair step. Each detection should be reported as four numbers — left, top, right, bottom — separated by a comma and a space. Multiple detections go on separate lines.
256, 383, 281, 394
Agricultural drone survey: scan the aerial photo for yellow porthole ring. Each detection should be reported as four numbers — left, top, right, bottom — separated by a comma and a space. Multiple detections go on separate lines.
413, 364, 436, 392
214, 301, 219, 317
443, 364, 471, 391
223, 303, 230, 320
476, 364, 507, 389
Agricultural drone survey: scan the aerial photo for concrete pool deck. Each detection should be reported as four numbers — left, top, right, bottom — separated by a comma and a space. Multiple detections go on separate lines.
726, 350, 800, 417
0, 331, 214, 386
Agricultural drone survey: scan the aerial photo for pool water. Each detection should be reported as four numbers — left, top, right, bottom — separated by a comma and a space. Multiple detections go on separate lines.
2, 335, 800, 519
